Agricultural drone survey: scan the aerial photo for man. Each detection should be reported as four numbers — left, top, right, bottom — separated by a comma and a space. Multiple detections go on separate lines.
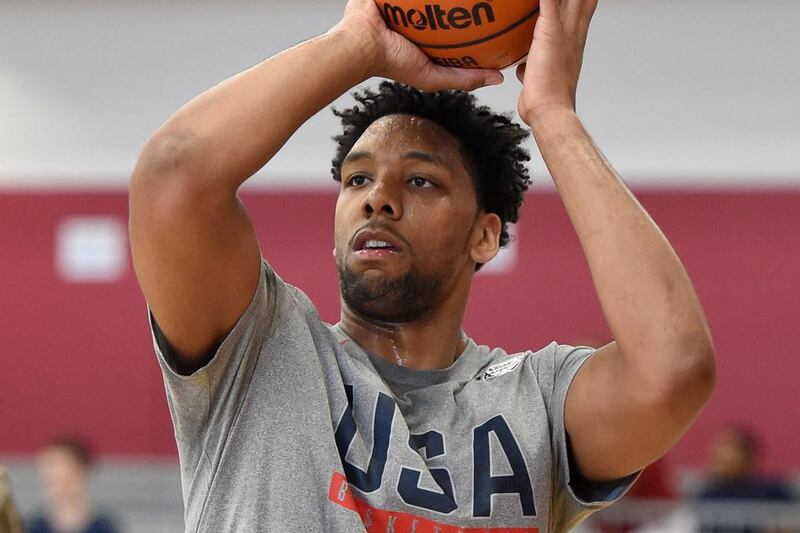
129, 0, 716, 530
697, 426, 796, 532
28, 437, 118, 533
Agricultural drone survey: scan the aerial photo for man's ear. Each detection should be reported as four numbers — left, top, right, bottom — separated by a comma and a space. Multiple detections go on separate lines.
470, 212, 502, 265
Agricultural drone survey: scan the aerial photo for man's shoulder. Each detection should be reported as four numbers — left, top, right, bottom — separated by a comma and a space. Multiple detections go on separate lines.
489, 341, 590, 370
483, 340, 560, 358
473, 341, 567, 382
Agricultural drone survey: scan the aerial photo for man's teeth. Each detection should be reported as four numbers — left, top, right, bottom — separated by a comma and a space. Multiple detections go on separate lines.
364, 240, 392, 249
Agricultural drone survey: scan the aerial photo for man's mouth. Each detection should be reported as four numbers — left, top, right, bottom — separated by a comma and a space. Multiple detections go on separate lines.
361, 240, 396, 251
352, 229, 404, 256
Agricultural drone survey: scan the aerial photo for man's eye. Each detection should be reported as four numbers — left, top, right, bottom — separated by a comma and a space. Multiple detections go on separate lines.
347, 174, 368, 187
410, 176, 433, 188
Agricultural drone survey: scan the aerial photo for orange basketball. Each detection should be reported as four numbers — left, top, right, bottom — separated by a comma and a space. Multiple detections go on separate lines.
375, 0, 540, 70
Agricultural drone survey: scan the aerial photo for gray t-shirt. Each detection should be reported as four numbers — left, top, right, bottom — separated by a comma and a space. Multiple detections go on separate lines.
151, 262, 636, 532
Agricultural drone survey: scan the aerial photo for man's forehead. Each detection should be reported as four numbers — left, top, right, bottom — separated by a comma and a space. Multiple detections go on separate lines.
360, 114, 453, 143
349, 114, 464, 163
369, 113, 432, 129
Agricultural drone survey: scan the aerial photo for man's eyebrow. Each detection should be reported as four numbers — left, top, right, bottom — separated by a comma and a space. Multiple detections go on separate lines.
342, 151, 372, 165
402, 151, 446, 167
342, 150, 447, 167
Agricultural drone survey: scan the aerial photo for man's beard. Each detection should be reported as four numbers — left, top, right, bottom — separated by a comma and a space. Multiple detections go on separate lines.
338, 263, 443, 324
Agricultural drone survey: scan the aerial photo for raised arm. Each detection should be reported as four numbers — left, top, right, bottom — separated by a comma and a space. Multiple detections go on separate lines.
517, 0, 716, 480
129, 0, 503, 373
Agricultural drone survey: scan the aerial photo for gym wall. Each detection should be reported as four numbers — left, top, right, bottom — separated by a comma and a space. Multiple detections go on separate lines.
1, 1, 798, 474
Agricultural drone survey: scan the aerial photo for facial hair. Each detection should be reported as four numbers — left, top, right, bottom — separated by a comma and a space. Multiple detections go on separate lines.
338, 263, 443, 324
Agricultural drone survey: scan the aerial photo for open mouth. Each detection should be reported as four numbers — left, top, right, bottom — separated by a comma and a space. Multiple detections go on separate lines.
357, 239, 397, 252
352, 230, 403, 255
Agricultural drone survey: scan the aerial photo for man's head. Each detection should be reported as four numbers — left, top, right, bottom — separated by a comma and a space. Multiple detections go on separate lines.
331, 82, 531, 323
709, 426, 760, 480
37, 436, 93, 506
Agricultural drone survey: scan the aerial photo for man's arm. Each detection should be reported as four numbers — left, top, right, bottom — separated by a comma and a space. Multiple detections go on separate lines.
518, 0, 715, 481
129, 0, 503, 372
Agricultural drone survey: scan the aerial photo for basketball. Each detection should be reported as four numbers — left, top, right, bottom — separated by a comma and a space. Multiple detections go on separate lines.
375, 0, 540, 70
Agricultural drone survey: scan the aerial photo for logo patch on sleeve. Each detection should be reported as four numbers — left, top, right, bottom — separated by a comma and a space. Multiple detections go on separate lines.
480, 355, 525, 380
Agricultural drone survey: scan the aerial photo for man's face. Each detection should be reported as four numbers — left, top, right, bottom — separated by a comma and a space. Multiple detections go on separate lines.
710, 430, 756, 479
709, 430, 755, 480
37, 446, 87, 505
334, 114, 496, 323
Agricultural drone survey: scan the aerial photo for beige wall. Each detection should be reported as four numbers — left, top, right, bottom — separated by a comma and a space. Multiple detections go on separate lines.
1, 0, 798, 188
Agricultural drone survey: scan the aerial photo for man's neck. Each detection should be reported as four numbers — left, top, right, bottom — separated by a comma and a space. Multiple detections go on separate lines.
50, 495, 91, 532
339, 304, 468, 370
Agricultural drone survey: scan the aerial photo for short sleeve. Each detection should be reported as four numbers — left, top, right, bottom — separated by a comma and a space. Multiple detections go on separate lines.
535, 343, 640, 530
149, 260, 278, 444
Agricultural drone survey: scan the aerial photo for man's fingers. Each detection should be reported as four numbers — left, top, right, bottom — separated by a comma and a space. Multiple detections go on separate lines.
581, 0, 598, 38
576, 0, 598, 54
416, 64, 504, 92
561, 0, 579, 33
516, 63, 527, 84
578, 0, 599, 37
563, 0, 598, 41
557, 0, 597, 58
538, 0, 561, 20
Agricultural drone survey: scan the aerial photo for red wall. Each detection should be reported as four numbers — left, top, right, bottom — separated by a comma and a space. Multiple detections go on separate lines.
1, 190, 798, 473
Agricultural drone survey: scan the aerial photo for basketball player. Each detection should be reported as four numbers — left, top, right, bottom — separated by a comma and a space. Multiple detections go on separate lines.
129, 0, 716, 530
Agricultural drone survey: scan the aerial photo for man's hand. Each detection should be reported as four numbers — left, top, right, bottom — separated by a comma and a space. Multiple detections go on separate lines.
336, 0, 504, 92
516, 0, 598, 124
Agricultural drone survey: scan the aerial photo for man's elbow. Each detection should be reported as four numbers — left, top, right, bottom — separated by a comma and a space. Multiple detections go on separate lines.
130, 128, 209, 194
654, 334, 717, 413
129, 130, 231, 240
683, 338, 716, 404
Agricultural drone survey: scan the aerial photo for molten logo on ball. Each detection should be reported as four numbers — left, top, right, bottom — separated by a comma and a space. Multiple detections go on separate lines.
382, 2, 496, 30
377, 0, 540, 70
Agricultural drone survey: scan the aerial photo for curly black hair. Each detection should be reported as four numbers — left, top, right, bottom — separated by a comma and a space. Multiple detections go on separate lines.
331, 81, 531, 249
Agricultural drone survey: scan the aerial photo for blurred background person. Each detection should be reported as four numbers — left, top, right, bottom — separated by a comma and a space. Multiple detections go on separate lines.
696, 425, 797, 532
1, 465, 24, 533
699, 425, 795, 502
27, 436, 119, 533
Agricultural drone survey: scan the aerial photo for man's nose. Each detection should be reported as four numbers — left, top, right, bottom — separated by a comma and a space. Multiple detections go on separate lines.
363, 180, 402, 219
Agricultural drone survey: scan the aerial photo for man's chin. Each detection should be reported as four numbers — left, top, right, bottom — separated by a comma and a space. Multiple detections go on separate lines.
341, 259, 410, 286
346, 299, 412, 324
356, 268, 406, 284
338, 264, 441, 324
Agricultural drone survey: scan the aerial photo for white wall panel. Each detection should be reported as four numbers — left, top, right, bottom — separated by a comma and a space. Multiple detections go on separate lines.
1, 0, 798, 189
